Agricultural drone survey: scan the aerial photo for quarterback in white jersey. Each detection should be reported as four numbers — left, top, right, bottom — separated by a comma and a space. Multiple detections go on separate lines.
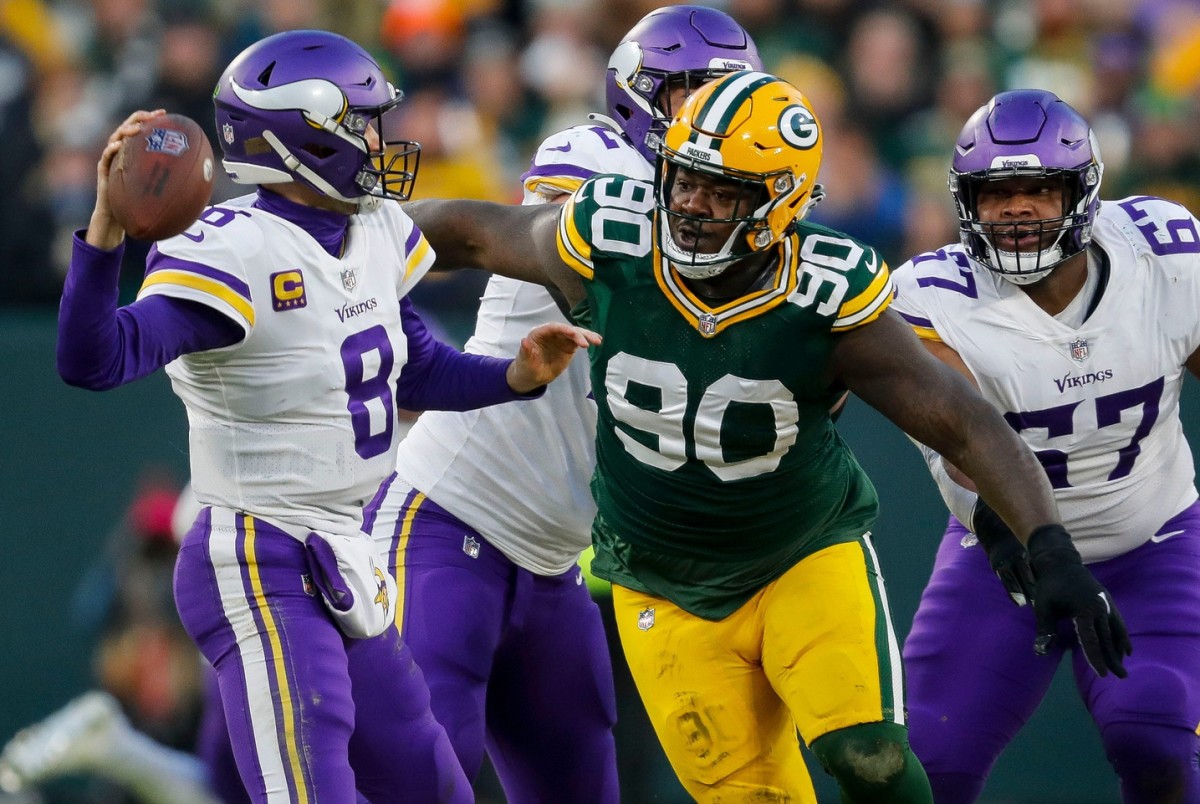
895, 90, 1198, 802
150, 193, 435, 536
57, 31, 593, 804
360, 6, 761, 798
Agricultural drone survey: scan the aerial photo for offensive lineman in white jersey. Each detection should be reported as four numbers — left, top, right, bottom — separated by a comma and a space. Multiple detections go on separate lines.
360, 7, 760, 799
892, 89, 1196, 802
56, 30, 596, 803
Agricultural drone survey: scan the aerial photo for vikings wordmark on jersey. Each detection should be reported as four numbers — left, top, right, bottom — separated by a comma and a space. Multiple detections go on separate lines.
139, 193, 434, 536
892, 195, 1200, 561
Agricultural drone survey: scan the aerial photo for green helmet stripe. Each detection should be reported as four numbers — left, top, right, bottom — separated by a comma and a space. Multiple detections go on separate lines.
692, 71, 775, 142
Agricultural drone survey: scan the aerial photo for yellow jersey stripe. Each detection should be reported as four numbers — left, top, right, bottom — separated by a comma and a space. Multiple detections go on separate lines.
404, 235, 433, 281
556, 196, 594, 279
654, 239, 799, 337
523, 176, 585, 197
833, 273, 894, 331
243, 517, 310, 804
912, 326, 944, 342
141, 270, 256, 327
838, 260, 891, 318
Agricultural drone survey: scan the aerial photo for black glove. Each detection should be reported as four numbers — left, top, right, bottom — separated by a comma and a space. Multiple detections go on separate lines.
1027, 524, 1132, 679
970, 498, 1036, 607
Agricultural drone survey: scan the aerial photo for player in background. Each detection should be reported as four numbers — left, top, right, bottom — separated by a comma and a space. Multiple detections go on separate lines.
0, 483, 222, 804
892, 89, 1200, 803
393, 70, 1130, 803
56, 29, 595, 803
362, 6, 759, 800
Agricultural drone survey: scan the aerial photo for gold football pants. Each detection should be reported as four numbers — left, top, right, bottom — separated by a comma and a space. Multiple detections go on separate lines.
612, 538, 905, 802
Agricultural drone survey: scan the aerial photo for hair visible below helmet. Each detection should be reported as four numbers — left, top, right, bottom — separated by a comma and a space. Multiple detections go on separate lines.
213, 29, 419, 210
950, 89, 1103, 284
606, 5, 762, 162
657, 71, 825, 279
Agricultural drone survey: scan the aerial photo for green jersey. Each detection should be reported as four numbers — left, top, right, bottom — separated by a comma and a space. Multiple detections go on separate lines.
557, 175, 893, 619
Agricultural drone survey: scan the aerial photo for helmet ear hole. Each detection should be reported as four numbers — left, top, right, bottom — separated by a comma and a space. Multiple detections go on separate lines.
302, 143, 337, 159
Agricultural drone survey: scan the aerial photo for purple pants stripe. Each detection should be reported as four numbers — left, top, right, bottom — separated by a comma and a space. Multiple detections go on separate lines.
234, 516, 311, 803
388, 487, 427, 637
174, 506, 472, 803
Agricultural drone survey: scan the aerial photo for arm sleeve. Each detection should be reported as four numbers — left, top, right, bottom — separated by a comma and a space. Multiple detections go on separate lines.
57, 231, 243, 390
394, 297, 544, 410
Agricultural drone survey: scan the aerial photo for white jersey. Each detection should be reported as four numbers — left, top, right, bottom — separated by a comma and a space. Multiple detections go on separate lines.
393, 122, 652, 575
891, 196, 1200, 562
139, 193, 435, 536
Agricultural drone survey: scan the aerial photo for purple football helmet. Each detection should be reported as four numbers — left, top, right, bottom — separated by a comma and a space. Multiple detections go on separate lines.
950, 89, 1103, 284
606, 5, 761, 162
213, 30, 419, 209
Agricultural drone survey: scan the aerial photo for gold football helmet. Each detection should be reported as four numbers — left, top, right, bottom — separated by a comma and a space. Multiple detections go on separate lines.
657, 71, 825, 278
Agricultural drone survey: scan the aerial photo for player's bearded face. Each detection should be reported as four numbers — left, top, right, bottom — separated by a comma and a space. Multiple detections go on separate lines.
976, 176, 1068, 254
665, 166, 756, 255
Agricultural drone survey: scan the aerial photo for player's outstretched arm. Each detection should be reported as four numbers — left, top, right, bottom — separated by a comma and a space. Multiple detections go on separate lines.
832, 310, 1056, 533
404, 198, 586, 307
832, 310, 1131, 677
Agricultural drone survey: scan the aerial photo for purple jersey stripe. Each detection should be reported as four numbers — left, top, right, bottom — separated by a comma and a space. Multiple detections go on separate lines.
520, 161, 598, 184
404, 224, 423, 254
147, 247, 253, 301
897, 310, 934, 328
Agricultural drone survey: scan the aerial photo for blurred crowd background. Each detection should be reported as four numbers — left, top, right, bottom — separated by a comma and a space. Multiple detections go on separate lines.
3, 1, 1200, 801
5, 0, 1200, 335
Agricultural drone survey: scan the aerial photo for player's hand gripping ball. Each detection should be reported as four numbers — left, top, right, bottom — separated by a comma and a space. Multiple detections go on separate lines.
107, 113, 215, 241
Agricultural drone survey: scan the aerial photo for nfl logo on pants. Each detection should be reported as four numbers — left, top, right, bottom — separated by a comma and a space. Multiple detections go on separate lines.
637, 607, 655, 631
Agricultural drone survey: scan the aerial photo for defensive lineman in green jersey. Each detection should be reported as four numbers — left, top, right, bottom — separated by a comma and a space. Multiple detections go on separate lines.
560, 173, 886, 619
402, 71, 1129, 803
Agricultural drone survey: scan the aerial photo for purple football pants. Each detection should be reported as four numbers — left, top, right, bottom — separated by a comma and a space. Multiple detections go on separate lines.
366, 484, 619, 803
174, 507, 472, 803
195, 665, 251, 804
904, 501, 1200, 803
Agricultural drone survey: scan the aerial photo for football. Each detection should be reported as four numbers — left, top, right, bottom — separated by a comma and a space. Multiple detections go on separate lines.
107, 113, 215, 241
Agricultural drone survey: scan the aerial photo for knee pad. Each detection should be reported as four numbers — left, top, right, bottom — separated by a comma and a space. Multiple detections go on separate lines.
810, 722, 930, 802
1101, 720, 1199, 803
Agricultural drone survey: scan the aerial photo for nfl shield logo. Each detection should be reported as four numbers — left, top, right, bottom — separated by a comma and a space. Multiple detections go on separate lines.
637, 607, 655, 631
462, 535, 480, 559
1069, 337, 1089, 363
146, 127, 189, 156
698, 314, 717, 337
341, 268, 357, 291
222, 123, 235, 145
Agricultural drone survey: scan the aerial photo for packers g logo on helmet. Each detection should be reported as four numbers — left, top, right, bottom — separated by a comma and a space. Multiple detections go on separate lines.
779, 105, 819, 149
657, 71, 825, 279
